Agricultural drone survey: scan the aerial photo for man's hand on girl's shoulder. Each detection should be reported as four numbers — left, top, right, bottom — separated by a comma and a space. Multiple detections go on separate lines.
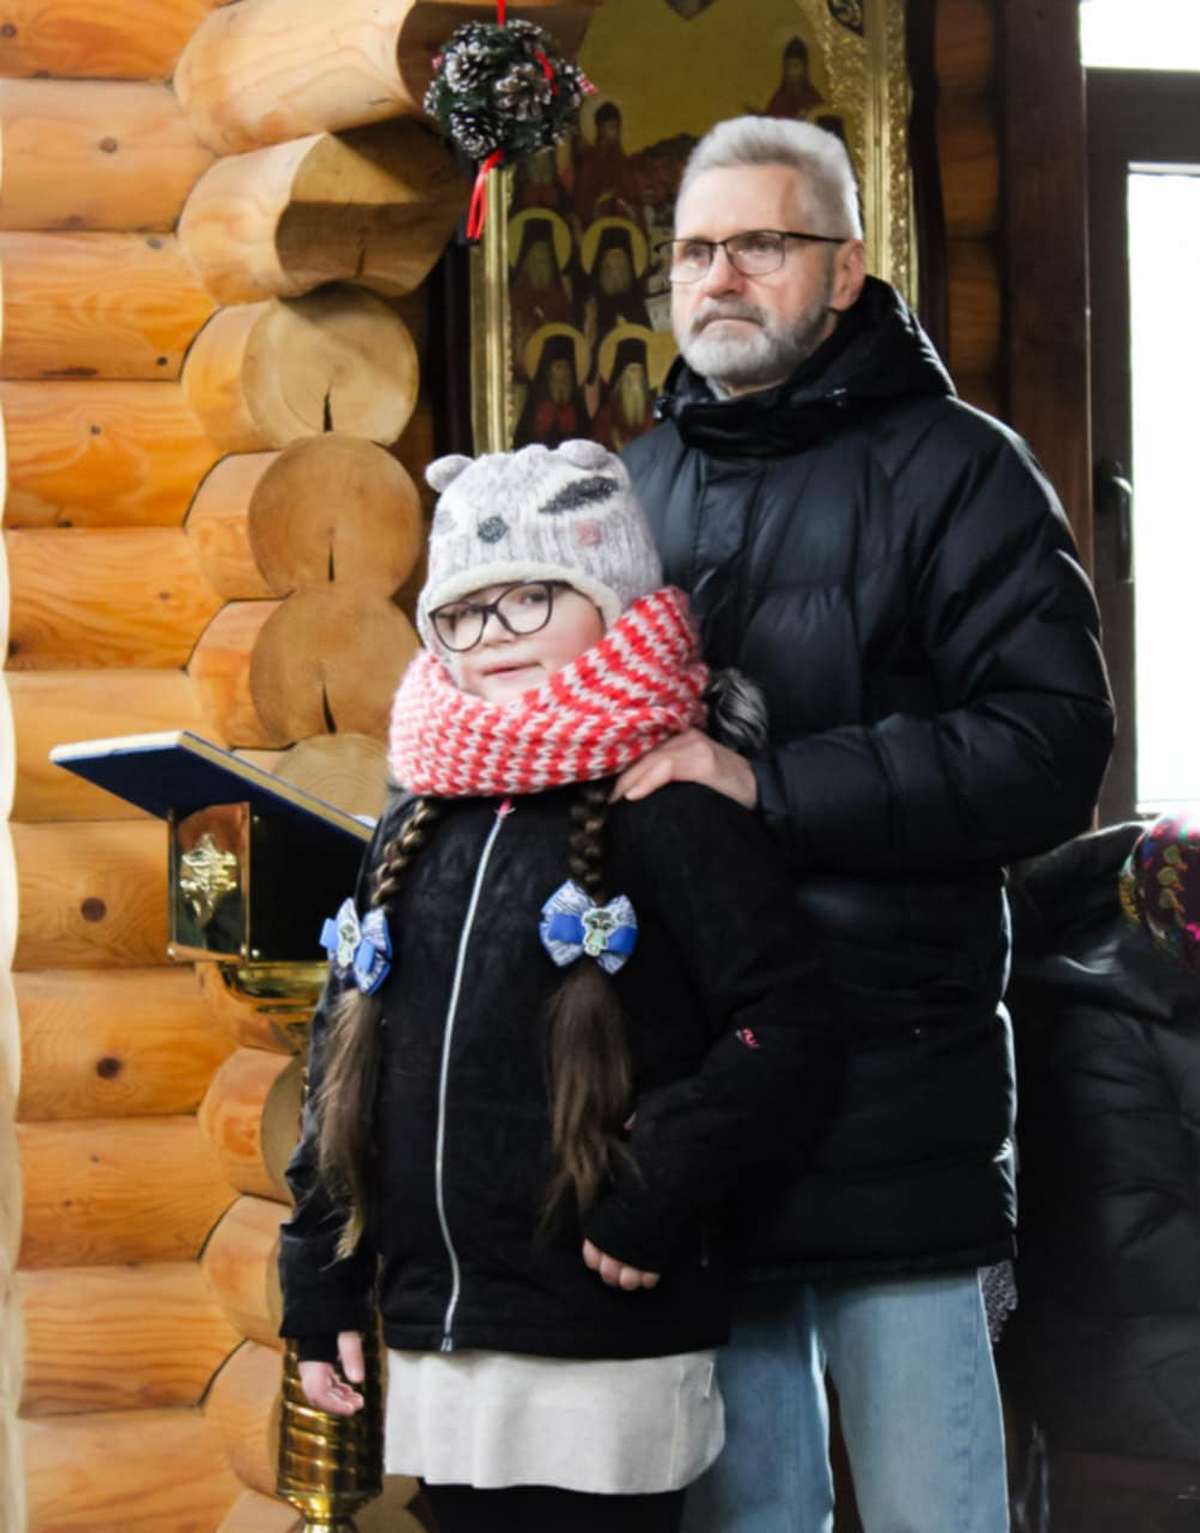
611, 728, 758, 810
582, 1238, 661, 1291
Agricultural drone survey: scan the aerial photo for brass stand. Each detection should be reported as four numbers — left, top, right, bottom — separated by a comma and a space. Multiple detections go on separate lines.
277, 1336, 383, 1533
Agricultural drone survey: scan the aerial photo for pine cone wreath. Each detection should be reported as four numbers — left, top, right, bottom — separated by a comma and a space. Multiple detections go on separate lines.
425, 18, 591, 164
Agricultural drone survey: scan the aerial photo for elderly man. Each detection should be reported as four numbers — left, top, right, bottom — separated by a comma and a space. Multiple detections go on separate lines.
615, 117, 1114, 1533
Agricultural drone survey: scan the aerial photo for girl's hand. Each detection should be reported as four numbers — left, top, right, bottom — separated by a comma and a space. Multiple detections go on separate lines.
297, 1331, 366, 1415
582, 1238, 660, 1291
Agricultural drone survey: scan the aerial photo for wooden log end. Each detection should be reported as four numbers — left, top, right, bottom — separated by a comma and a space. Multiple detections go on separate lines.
205, 1339, 282, 1497
201, 1195, 289, 1352
198, 1047, 302, 1203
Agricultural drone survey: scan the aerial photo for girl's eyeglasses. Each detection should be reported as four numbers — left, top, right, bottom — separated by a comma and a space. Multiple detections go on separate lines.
431, 581, 568, 653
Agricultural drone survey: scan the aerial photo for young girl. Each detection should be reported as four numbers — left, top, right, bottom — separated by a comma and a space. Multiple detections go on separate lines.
279, 440, 836, 1533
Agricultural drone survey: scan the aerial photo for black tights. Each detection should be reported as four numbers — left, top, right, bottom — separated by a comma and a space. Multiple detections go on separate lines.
420, 1481, 686, 1533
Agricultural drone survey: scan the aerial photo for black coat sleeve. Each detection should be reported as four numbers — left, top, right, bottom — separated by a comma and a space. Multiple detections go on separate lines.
276, 797, 410, 1357
752, 422, 1115, 873
582, 784, 840, 1271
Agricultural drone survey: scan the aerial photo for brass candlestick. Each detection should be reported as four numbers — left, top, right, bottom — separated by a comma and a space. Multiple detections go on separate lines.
277, 1335, 383, 1533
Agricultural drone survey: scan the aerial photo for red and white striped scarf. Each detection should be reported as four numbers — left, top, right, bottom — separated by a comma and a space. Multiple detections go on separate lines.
388, 587, 709, 797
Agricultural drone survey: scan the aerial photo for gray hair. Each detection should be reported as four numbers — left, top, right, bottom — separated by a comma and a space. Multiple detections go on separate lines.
677, 116, 863, 240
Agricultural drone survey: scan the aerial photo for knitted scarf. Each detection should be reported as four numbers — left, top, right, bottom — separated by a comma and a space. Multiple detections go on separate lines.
388, 587, 708, 797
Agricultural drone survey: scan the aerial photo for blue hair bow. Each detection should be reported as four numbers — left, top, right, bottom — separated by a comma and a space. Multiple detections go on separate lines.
319, 898, 392, 994
539, 880, 638, 975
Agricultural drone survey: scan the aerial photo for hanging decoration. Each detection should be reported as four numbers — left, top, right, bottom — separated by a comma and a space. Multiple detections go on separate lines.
424, 3, 593, 241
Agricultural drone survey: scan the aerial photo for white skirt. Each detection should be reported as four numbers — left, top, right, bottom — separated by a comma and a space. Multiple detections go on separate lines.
384, 1348, 724, 1495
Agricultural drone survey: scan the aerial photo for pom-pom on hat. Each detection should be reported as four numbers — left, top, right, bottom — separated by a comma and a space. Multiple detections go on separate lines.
1120, 808, 1200, 971
416, 440, 664, 646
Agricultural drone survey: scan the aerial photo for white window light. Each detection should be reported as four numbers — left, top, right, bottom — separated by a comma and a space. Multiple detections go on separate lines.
1080, 0, 1200, 71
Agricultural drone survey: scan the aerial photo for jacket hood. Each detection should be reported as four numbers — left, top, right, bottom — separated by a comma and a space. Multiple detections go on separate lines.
654, 276, 954, 457
1009, 823, 1142, 956
1009, 823, 1200, 1033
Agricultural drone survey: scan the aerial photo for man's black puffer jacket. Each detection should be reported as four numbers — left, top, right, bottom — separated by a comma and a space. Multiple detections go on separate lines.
1001, 825, 1200, 1461
279, 783, 839, 1363
623, 278, 1115, 1278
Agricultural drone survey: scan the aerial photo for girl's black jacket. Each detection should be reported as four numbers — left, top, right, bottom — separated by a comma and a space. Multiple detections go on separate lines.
278, 782, 839, 1364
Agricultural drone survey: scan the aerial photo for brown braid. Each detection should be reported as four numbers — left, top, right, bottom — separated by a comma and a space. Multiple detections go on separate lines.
542, 780, 635, 1229
316, 797, 439, 1258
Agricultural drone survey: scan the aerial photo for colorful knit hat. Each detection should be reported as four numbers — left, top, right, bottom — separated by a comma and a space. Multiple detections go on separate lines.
416, 440, 663, 647
1119, 809, 1200, 970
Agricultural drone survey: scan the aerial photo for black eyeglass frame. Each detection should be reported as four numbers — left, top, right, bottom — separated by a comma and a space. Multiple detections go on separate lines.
654, 228, 852, 283
430, 580, 571, 653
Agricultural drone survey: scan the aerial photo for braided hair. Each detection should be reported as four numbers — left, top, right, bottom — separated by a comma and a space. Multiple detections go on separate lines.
542, 780, 636, 1228
316, 798, 439, 1257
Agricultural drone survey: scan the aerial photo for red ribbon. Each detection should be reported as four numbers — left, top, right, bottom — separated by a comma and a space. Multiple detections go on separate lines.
534, 48, 558, 95
466, 149, 505, 241
497, 0, 506, 20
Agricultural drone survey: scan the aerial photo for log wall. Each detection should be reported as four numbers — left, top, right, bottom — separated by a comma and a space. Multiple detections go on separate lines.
0, 3, 599, 1530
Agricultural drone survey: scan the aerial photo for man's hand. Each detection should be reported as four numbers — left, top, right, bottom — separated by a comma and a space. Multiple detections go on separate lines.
297, 1330, 366, 1416
582, 1238, 661, 1291
612, 728, 758, 809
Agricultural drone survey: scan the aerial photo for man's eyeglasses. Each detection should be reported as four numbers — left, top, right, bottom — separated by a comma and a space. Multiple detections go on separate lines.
430, 581, 568, 653
655, 228, 850, 284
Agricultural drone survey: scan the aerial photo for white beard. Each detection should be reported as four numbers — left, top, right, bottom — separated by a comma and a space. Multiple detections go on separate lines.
678, 288, 834, 393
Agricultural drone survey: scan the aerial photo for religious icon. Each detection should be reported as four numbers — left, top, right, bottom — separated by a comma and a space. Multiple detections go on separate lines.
515, 325, 593, 447
591, 326, 660, 451
764, 34, 826, 118
579, 217, 652, 365
509, 210, 576, 380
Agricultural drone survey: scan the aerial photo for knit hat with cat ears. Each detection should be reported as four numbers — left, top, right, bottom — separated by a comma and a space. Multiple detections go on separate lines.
416, 439, 663, 646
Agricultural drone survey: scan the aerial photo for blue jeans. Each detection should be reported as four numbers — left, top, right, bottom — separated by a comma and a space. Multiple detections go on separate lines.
684, 1272, 1009, 1533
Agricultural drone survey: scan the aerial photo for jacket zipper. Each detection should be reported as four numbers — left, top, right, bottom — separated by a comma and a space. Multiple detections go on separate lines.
435, 798, 513, 1352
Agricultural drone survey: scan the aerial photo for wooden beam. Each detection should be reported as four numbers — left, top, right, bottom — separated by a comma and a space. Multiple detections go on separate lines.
17, 1115, 233, 1267
186, 434, 423, 600
0, 232, 216, 382
0, 380, 220, 530
249, 588, 420, 744
16, 968, 232, 1121
198, 1048, 301, 1203
5, 528, 223, 670
935, 0, 996, 97
205, 1340, 281, 1497
23, 1407, 241, 1530
0, 0, 223, 81
11, 821, 168, 971
8, 669, 206, 821
946, 238, 1002, 381
182, 287, 419, 452
999, 0, 1092, 564
179, 122, 464, 305
189, 600, 289, 749
0, 80, 214, 233
18, 1262, 240, 1415
201, 1194, 287, 1350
